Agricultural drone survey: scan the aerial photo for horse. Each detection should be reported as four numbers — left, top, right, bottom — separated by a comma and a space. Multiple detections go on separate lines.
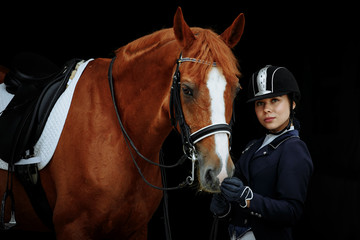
0, 7, 244, 239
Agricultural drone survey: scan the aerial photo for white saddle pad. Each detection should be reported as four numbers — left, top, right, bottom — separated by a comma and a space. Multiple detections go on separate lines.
0, 59, 93, 171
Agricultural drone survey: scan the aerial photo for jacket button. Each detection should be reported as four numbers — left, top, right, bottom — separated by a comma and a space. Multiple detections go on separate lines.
263, 151, 267, 155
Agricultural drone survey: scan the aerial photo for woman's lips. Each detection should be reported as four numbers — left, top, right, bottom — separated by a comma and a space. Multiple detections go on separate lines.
264, 117, 275, 123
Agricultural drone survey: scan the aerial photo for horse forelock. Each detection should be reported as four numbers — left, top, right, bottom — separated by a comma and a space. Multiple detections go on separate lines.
183, 28, 241, 85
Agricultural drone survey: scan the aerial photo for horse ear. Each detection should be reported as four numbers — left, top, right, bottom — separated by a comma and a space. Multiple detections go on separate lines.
220, 13, 245, 48
173, 7, 195, 49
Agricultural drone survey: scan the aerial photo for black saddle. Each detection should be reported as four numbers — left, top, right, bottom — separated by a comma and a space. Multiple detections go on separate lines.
0, 53, 82, 231
4, 52, 61, 94
0, 53, 80, 165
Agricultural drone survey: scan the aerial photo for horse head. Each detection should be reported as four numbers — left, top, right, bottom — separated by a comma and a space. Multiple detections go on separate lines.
172, 8, 244, 192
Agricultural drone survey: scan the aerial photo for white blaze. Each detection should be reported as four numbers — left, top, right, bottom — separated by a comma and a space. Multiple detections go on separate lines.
206, 67, 229, 183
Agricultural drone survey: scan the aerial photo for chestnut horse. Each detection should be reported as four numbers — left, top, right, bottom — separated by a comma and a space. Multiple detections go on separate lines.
0, 7, 244, 239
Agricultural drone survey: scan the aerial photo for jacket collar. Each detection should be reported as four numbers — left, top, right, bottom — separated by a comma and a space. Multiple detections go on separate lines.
268, 129, 299, 149
254, 130, 299, 157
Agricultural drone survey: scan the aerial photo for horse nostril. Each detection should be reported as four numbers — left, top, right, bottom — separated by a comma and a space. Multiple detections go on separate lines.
202, 167, 221, 192
205, 168, 214, 183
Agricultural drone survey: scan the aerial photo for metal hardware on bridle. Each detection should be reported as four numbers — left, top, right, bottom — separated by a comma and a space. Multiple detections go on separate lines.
185, 146, 197, 185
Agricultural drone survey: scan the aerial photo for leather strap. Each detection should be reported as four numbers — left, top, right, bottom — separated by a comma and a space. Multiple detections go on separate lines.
190, 123, 231, 144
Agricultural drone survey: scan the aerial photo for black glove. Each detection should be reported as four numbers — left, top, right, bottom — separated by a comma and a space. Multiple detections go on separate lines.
210, 194, 230, 217
221, 177, 253, 208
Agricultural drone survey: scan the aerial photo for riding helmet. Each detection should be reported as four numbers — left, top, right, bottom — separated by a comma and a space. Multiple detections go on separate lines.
247, 65, 300, 103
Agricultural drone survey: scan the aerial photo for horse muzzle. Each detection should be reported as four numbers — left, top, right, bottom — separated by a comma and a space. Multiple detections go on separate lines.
188, 124, 234, 192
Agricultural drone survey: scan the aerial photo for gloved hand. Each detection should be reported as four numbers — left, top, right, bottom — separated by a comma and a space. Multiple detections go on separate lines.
221, 177, 253, 208
210, 194, 230, 217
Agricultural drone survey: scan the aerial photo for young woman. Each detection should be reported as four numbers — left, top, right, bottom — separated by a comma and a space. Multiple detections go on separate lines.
210, 65, 313, 240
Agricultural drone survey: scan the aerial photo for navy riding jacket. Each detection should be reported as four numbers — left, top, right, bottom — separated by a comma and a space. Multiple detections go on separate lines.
230, 130, 313, 240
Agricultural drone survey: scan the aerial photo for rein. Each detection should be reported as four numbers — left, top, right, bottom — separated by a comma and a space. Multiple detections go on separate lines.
108, 53, 232, 190
108, 57, 189, 190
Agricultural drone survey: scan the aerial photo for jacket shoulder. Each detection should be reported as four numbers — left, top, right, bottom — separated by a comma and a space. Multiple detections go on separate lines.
276, 135, 313, 172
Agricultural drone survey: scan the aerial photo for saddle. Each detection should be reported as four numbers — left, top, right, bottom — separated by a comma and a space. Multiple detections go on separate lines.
0, 53, 81, 230
0, 53, 79, 165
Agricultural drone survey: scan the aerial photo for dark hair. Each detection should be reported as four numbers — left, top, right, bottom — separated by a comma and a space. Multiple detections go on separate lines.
288, 93, 301, 131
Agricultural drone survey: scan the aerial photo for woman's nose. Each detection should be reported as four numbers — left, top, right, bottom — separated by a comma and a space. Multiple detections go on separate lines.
264, 103, 272, 112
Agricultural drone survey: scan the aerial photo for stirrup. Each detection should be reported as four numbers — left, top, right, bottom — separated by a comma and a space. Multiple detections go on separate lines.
1, 190, 17, 230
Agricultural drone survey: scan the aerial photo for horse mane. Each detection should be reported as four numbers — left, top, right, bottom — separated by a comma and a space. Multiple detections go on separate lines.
115, 27, 241, 84
115, 29, 175, 61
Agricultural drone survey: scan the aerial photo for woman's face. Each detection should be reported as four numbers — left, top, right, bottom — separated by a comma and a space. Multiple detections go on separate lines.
254, 95, 294, 133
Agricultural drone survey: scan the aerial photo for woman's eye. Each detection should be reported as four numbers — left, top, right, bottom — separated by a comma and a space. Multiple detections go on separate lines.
256, 101, 264, 107
182, 86, 193, 96
271, 98, 279, 103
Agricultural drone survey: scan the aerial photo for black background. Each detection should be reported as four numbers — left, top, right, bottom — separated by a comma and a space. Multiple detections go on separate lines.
1, 1, 359, 239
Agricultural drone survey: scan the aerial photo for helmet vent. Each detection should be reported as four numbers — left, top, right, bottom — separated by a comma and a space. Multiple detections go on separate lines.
254, 65, 272, 96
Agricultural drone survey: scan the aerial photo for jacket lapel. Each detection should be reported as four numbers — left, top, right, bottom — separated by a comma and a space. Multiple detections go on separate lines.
239, 138, 263, 184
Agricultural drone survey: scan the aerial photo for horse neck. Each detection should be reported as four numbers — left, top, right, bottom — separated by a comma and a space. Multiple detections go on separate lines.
112, 39, 179, 156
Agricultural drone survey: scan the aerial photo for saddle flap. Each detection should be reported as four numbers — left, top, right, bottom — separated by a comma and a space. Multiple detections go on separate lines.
0, 85, 40, 163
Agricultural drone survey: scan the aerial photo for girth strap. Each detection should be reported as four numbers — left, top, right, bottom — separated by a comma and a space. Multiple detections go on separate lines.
15, 164, 53, 230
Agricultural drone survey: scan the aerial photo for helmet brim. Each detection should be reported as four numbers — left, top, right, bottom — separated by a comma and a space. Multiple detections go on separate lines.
246, 91, 291, 103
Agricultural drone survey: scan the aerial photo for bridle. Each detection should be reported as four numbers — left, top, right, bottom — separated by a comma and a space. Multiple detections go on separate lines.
170, 53, 233, 157
108, 52, 233, 190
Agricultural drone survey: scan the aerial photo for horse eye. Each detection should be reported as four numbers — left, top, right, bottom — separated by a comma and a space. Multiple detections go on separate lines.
182, 86, 193, 96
